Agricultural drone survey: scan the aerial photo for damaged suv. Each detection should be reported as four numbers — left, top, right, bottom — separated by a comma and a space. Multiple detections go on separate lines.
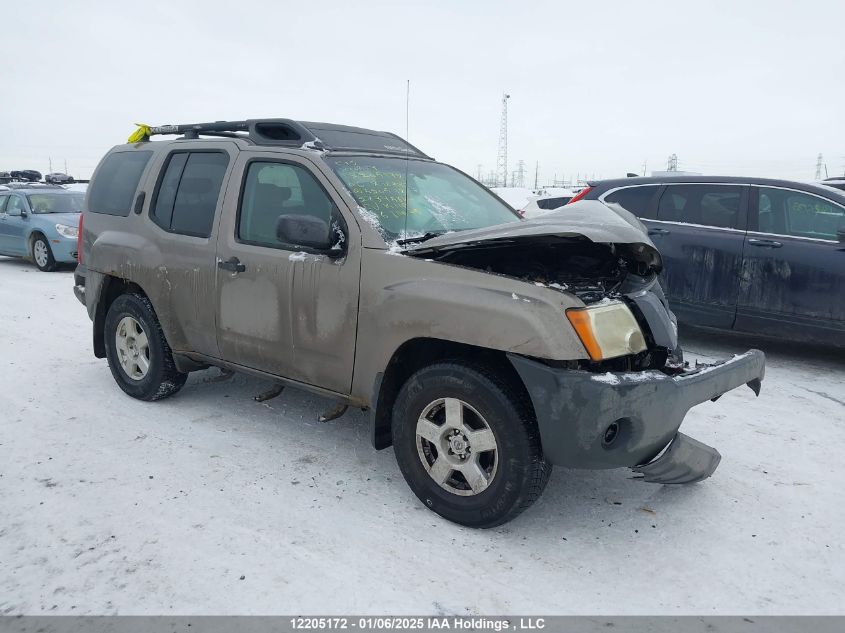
74, 119, 765, 527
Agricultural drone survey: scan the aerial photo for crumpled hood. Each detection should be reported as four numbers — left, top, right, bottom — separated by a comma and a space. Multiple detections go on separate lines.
403, 200, 662, 270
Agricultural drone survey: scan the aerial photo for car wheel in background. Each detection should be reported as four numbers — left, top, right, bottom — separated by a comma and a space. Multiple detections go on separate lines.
392, 361, 551, 528
104, 293, 188, 401
32, 235, 57, 272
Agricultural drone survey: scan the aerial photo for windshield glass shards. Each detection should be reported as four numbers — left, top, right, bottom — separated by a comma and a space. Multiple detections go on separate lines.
326, 156, 519, 241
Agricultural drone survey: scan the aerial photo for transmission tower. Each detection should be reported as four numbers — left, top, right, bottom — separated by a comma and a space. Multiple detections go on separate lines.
496, 93, 510, 187
512, 159, 526, 188
534, 161, 539, 189
667, 154, 678, 171
815, 153, 824, 180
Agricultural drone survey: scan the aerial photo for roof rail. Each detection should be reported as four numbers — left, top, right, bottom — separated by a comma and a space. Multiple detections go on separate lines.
141, 119, 323, 148
130, 118, 431, 158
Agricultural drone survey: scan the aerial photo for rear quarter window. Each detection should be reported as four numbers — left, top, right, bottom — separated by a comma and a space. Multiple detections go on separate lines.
603, 186, 660, 219
87, 151, 153, 216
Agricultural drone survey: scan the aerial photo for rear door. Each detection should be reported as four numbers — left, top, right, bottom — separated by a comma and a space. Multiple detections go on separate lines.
214, 152, 361, 394
649, 184, 748, 328
145, 144, 235, 357
736, 186, 845, 344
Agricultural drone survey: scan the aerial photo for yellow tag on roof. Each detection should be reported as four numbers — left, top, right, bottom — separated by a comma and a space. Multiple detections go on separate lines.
127, 124, 152, 144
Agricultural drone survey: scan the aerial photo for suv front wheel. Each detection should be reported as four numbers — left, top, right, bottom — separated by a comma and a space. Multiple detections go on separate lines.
104, 293, 187, 401
392, 362, 551, 528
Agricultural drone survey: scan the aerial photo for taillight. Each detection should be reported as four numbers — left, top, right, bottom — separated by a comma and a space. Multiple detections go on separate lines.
76, 213, 84, 263
566, 186, 593, 205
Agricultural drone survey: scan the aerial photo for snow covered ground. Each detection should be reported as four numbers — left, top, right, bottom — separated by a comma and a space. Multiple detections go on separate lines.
1, 256, 844, 615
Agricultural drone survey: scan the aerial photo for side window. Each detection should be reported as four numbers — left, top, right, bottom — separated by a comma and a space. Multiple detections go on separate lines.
238, 162, 335, 249
151, 151, 229, 238
0, 195, 8, 213
6, 196, 26, 216
756, 187, 845, 240
658, 185, 741, 229
604, 186, 660, 219
88, 151, 153, 216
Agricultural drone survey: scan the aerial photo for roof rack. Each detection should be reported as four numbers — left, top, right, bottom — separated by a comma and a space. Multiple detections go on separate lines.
135, 118, 431, 158
143, 119, 322, 148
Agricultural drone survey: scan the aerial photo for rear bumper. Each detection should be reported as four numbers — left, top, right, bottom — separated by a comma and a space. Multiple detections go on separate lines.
73, 263, 86, 305
508, 349, 765, 477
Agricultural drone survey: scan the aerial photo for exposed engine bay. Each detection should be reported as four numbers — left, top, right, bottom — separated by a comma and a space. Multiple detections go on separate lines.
409, 236, 658, 304
406, 235, 679, 373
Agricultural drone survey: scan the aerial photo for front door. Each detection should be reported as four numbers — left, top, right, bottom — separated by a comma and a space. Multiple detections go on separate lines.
0, 195, 10, 253
736, 186, 845, 344
214, 152, 361, 394
0, 195, 30, 256
649, 184, 748, 329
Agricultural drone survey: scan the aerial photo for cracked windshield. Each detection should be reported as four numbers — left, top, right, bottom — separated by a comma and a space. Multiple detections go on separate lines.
326, 155, 519, 241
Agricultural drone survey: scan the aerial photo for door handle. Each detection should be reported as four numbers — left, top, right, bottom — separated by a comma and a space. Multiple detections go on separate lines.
648, 227, 670, 236
217, 256, 246, 273
748, 238, 783, 248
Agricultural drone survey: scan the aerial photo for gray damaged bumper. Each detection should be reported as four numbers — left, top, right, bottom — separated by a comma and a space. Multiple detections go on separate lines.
632, 432, 721, 484
508, 350, 765, 479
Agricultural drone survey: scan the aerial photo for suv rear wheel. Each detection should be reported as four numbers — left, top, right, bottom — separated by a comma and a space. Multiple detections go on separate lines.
392, 361, 551, 528
104, 293, 187, 401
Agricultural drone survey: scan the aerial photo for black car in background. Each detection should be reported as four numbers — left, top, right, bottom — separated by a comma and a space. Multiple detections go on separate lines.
572, 176, 845, 346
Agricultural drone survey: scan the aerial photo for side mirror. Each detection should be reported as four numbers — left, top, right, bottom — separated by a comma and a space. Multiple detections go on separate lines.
276, 214, 332, 251
19, 209, 27, 218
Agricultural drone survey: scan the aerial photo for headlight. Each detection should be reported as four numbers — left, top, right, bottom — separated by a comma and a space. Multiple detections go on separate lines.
55, 223, 78, 239
566, 301, 647, 360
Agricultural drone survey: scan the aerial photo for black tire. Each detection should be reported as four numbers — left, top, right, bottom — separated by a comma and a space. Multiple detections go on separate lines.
392, 361, 551, 528
31, 234, 57, 272
104, 293, 188, 401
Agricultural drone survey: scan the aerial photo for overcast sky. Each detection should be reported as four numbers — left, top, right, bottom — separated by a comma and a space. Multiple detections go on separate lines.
2, 0, 843, 183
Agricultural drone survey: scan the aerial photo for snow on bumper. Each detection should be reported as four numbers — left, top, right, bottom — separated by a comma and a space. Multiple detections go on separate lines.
507, 350, 765, 476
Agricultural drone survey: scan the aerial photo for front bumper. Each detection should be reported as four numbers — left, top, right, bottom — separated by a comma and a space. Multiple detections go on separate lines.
48, 237, 78, 263
508, 350, 765, 479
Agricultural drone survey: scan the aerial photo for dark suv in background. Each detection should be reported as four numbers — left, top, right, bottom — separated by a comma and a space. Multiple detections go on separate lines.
573, 176, 845, 346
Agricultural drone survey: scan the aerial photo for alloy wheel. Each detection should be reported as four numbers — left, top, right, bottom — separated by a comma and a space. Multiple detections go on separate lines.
115, 316, 150, 380
415, 397, 499, 496
33, 240, 49, 268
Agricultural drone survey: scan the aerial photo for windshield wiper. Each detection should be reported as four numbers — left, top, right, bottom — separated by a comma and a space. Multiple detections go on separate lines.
395, 231, 447, 246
